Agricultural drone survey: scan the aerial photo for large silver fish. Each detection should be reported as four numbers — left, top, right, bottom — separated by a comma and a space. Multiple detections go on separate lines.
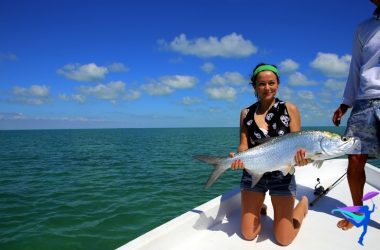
196, 131, 359, 189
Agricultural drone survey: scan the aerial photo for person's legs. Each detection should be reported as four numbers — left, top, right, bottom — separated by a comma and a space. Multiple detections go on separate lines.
240, 190, 265, 240
271, 195, 308, 246
337, 154, 368, 230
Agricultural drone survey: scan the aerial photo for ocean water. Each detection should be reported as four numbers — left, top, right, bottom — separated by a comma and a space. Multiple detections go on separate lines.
0, 127, 379, 250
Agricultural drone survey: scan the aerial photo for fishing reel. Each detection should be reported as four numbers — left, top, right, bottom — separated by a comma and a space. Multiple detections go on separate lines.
313, 178, 325, 195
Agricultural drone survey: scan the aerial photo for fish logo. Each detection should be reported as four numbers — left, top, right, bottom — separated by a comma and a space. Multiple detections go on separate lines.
331, 191, 379, 246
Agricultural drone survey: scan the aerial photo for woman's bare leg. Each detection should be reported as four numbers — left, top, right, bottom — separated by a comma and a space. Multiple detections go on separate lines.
240, 190, 265, 240
271, 195, 308, 246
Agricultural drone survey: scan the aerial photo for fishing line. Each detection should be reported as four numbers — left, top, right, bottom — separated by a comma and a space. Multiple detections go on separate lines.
309, 170, 347, 207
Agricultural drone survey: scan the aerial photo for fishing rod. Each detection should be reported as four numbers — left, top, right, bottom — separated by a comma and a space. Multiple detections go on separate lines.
309, 170, 347, 207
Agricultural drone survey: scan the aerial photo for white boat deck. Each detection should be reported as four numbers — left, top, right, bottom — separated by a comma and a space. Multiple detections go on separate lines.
118, 159, 380, 250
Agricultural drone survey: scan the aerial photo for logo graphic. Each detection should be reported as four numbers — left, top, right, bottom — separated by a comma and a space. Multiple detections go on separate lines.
331, 191, 379, 246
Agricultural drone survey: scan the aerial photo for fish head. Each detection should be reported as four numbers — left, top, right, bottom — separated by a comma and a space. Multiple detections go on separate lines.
318, 132, 359, 158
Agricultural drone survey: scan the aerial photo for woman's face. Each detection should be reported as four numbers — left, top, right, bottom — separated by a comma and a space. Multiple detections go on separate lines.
254, 70, 279, 101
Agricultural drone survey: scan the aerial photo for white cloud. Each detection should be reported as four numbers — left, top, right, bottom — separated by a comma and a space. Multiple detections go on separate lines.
160, 75, 197, 88
201, 62, 215, 73
288, 72, 318, 86
142, 75, 197, 96
11, 85, 51, 105
208, 108, 223, 113
297, 90, 315, 100
77, 81, 126, 103
324, 78, 346, 92
310, 52, 351, 78
0, 112, 27, 120
124, 90, 141, 101
142, 83, 174, 96
278, 59, 299, 74
205, 86, 236, 101
278, 86, 294, 100
72, 94, 86, 103
181, 96, 201, 105
107, 62, 129, 72
59, 79, 139, 103
319, 89, 335, 104
59, 93, 86, 103
320, 79, 345, 103
13, 85, 49, 97
57, 63, 109, 82
298, 102, 326, 124
159, 33, 257, 58
0, 112, 106, 127
58, 93, 70, 101
210, 72, 246, 86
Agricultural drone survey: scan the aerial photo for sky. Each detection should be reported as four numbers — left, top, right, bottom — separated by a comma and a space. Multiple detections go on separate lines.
0, 0, 376, 129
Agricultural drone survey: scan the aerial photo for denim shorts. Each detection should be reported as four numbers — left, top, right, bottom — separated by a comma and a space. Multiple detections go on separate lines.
345, 99, 380, 158
240, 169, 296, 196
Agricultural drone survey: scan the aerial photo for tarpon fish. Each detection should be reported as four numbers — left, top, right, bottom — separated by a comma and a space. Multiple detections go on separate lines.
195, 131, 359, 189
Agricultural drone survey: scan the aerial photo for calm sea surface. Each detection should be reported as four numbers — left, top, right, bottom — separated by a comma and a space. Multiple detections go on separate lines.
1, 127, 379, 249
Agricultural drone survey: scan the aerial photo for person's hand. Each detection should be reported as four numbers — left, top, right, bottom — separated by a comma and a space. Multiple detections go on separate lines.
294, 149, 309, 166
332, 104, 349, 126
229, 152, 245, 170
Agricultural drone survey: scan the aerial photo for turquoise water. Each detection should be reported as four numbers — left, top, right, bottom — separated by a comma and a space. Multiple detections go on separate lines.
0, 127, 379, 250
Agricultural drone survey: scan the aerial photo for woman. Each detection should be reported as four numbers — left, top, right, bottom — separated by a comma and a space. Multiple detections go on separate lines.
230, 63, 309, 246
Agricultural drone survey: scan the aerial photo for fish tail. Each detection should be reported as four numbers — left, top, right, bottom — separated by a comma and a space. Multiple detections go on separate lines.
194, 155, 229, 189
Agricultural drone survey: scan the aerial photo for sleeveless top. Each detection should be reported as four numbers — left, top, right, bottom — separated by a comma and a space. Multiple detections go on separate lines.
243, 98, 291, 148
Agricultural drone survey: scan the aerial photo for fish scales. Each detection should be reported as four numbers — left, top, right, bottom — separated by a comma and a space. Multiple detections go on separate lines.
195, 131, 359, 189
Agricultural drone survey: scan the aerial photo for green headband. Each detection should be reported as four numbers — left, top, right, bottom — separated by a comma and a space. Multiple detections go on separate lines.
253, 65, 279, 77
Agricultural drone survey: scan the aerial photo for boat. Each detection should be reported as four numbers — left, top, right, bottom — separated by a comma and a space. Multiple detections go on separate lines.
117, 159, 380, 250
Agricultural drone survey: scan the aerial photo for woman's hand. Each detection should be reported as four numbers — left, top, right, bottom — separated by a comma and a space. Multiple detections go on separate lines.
229, 152, 245, 170
294, 149, 309, 166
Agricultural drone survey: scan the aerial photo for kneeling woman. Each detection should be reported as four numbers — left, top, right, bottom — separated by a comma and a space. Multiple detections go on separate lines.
230, 63, 309, 246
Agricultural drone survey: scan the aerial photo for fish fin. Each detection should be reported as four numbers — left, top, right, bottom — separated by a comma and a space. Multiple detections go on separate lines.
250, 173, 263, 188
311, 160, 324, 169
194, 155, 229, 189
289, 166, 295, 175
281, 164, 295, 176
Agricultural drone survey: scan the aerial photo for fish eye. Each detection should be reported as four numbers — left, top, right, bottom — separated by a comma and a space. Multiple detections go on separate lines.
342, 136, 348, 142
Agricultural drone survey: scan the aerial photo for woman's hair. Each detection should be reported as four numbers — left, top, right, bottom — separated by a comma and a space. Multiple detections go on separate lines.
249, 63, 280, 86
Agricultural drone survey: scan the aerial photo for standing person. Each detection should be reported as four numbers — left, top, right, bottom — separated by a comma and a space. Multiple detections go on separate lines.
230, 63, 309, 246
332, 0, 380, 231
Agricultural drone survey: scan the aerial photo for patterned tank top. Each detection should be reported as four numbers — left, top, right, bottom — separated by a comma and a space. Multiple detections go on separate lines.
243, 98, 291, 148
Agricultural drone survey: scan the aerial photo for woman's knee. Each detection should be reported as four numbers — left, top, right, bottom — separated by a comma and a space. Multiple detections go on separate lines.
274, 233, 293, 246
241, 223, 260, 241
241, 228, 259, 241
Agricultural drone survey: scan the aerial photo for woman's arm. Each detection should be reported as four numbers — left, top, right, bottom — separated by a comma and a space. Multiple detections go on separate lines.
238, 108, 249, 152
230, 109, 249, 169
286, 102, 301, 132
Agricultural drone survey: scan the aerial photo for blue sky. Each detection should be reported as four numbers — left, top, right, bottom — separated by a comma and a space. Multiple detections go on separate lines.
0, 0, 375, 129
